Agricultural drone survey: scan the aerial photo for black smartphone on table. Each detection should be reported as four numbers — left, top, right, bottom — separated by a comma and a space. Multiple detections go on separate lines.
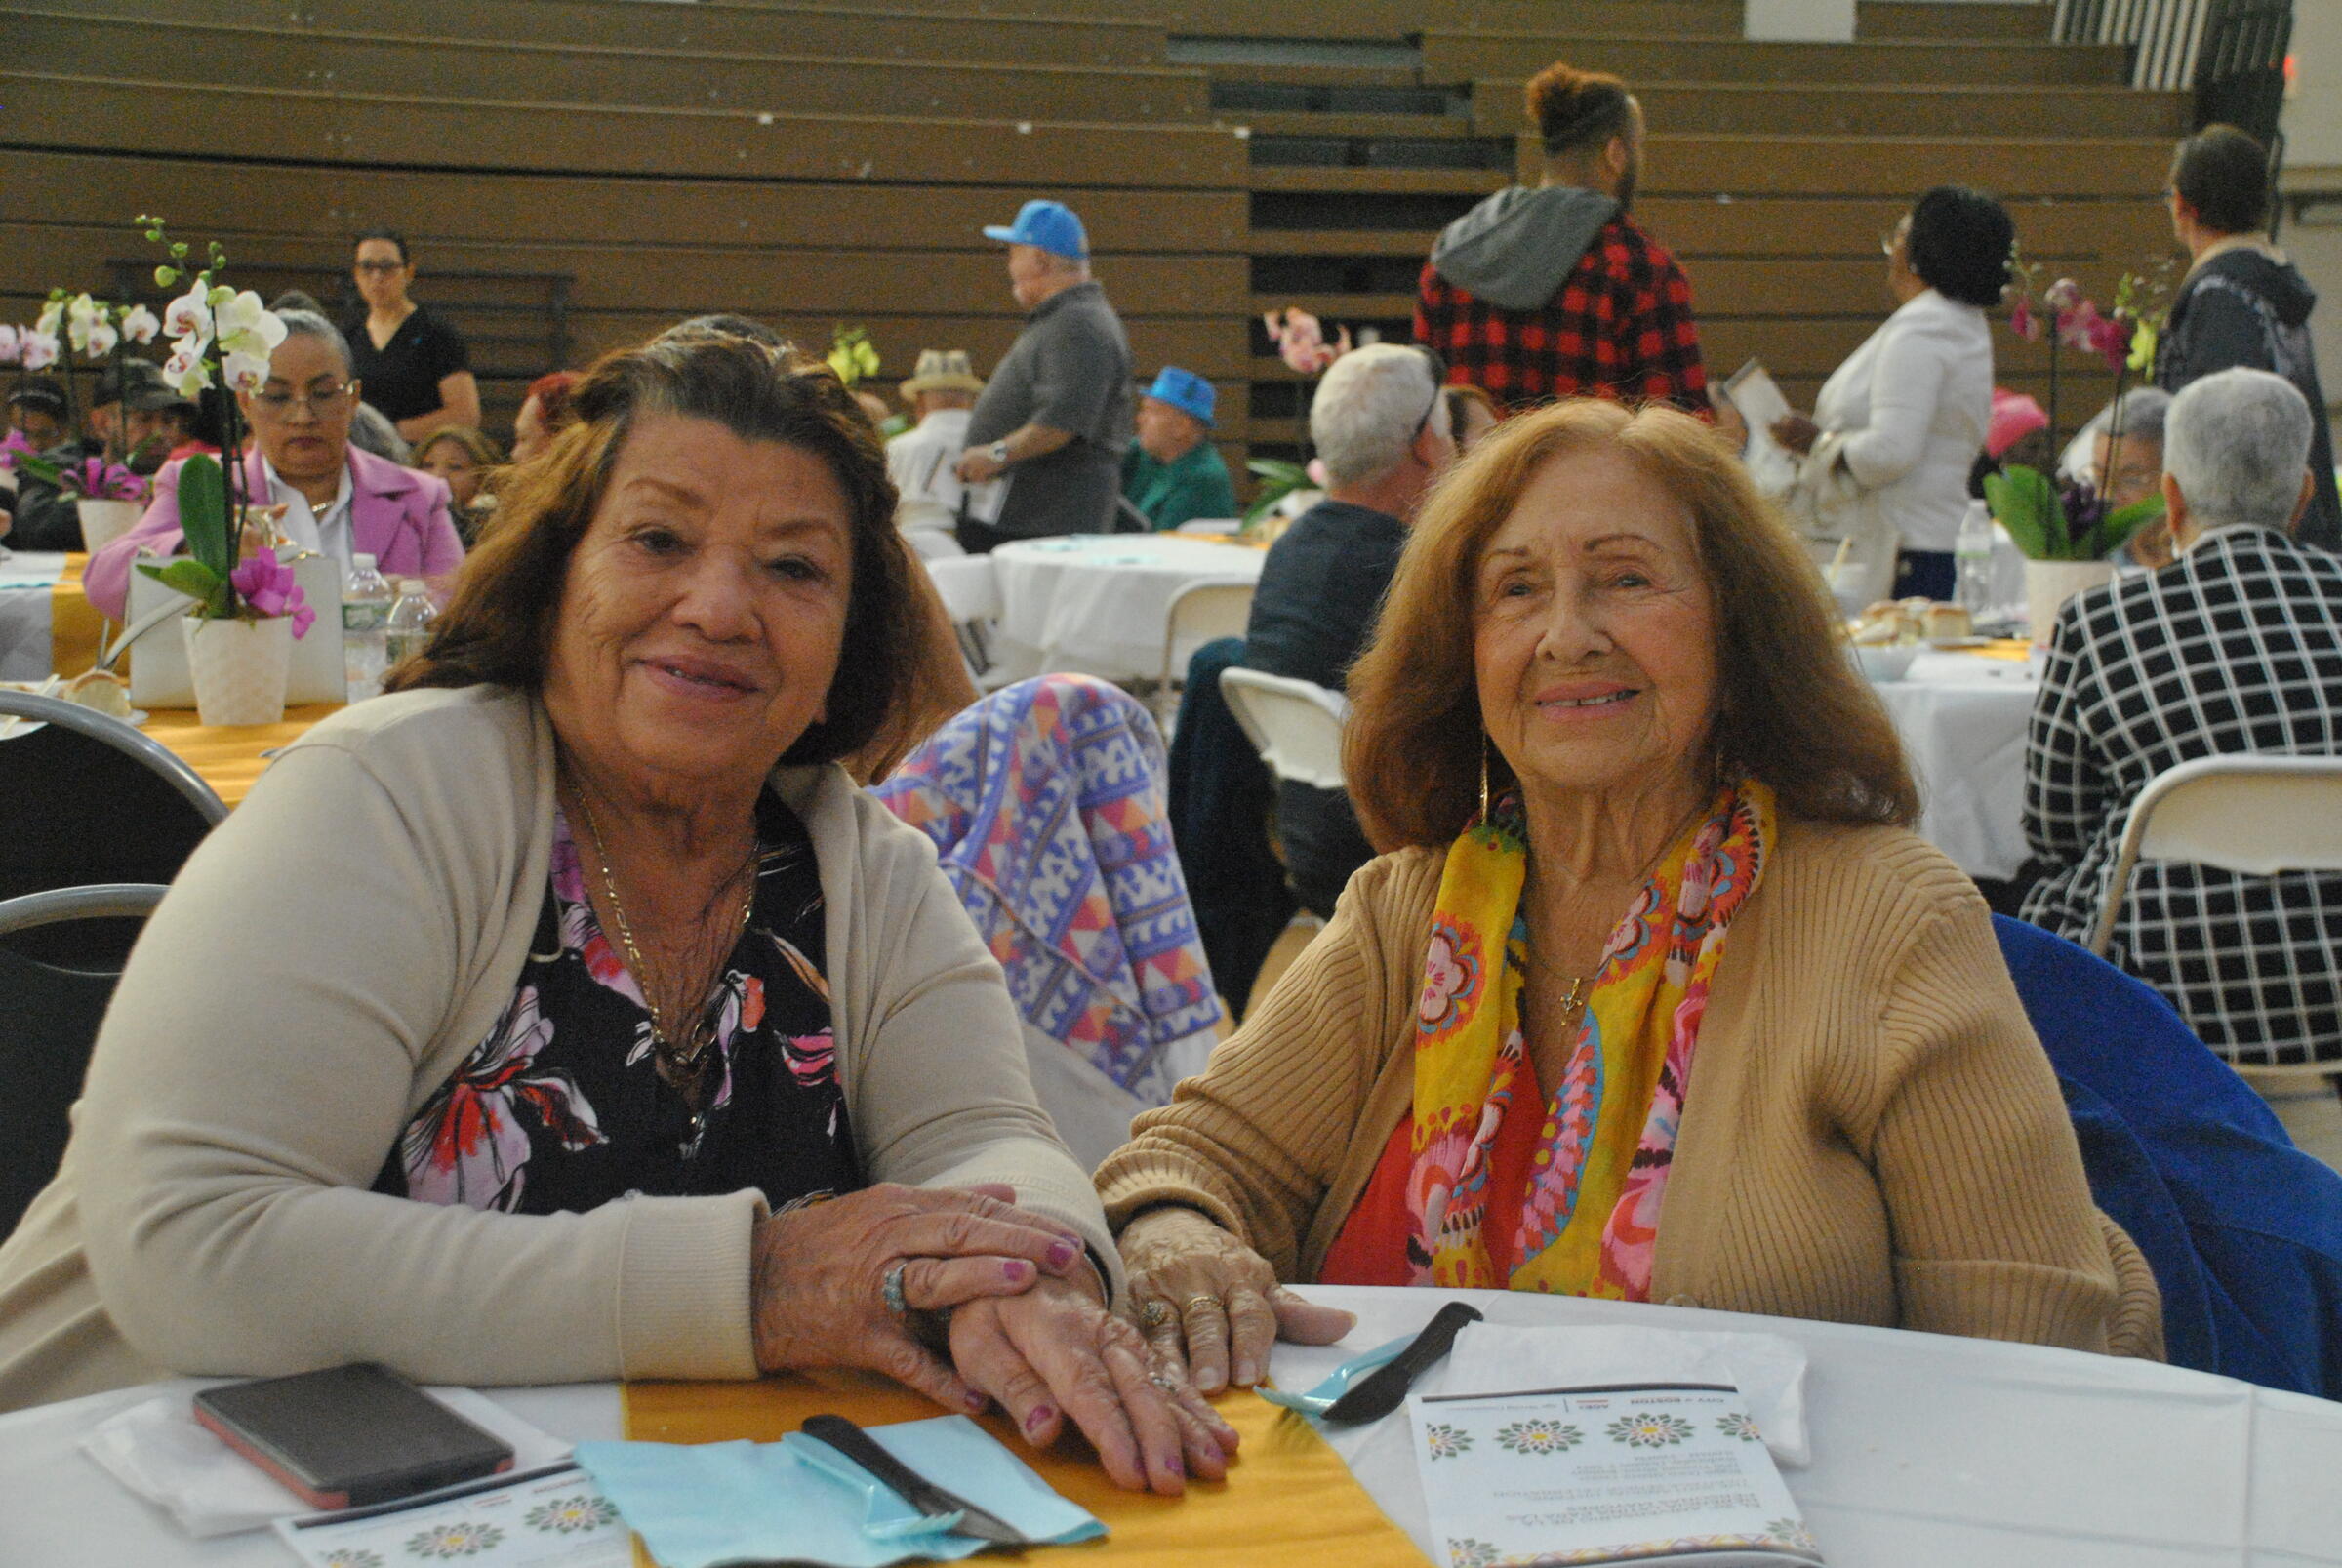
191, 1361, 515, 1510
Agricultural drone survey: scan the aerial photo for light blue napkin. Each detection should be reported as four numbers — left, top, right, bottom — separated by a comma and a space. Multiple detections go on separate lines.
1254, 1333, 1416, 1417
574, 1414, 1103, 1568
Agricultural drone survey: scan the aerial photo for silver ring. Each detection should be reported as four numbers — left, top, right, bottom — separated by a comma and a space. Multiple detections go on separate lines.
881, 1261, 909, 1318
1149, 1371, 1183, 1393
1139, 1298, 1172, 1330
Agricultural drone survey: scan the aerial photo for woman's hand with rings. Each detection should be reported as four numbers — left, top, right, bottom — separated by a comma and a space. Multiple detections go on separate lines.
949, 1271, 1239, 1495
1117, 1206, 1354, 1393
748, 1182, 1087, 1414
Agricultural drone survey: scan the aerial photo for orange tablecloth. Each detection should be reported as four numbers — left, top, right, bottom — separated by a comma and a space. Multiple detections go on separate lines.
48, 554, 107, 679
623, 1375, 1428, 1568
142, 704, 342, 807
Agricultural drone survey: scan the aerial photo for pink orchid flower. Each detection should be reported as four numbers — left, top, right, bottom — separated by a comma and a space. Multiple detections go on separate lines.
2055, 300, 2105, 354
2043, 278, 2082, 313
1265, 307, 1352, 376
2008, 300, 2044, 342
0, 427, 36, 469
20, 331, 59, 371
228, 553, 317, 639
2085, 313, 2130, 372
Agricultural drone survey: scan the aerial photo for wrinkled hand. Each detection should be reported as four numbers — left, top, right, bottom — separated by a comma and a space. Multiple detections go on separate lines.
749, 1182, 1085, 1413
1118, 1206, 1353, 1394
1770, 414, 1821, 456
954, 446, 1006, 484
950, 1274, 1240, 1495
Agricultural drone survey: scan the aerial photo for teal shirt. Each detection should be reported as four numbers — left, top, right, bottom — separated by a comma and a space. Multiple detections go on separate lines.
1121, 440, 1238, 532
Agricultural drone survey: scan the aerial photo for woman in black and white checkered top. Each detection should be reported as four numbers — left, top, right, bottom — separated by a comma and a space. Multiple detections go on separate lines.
2023, 367, 2342, 1065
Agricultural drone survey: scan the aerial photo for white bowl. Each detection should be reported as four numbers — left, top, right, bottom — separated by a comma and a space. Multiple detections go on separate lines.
1851, 642, 1920, 682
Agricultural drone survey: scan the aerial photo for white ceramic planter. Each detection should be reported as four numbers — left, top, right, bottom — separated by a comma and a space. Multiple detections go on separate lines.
75, 498, 143, 554
182, 612, 294, 726
2024, 558, 2117, 646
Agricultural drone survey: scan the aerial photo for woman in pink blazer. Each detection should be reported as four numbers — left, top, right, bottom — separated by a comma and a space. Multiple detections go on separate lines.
87, 312, 464, 620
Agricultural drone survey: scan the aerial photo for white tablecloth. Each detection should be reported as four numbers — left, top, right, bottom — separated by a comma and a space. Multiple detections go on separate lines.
7, 1287, 2339, 1565
990, 534, 1265, 682
1870, 649, 2040, 880
0, 550, 66, 681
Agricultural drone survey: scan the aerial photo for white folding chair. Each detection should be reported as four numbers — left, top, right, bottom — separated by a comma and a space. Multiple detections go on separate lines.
921, 555, 1007, 689
1154, 578, 1255, 726
1218, 667, 1349, 791
2088, 753, 2342, 1115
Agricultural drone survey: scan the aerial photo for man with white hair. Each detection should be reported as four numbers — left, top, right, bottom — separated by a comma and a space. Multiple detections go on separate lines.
2024, 368, 2342, 1115
1243, 343, 1457, 917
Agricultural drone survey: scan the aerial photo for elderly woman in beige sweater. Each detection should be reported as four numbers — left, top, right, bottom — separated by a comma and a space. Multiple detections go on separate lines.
0, 331, 1235, 1494
1099, 399, 2161, 1393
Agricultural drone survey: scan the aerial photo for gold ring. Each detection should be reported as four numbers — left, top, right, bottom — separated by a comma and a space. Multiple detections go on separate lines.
1183, 1293, 1225, 1316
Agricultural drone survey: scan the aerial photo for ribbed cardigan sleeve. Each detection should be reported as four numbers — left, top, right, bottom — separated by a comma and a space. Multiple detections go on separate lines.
1094, 852, 1433, 1276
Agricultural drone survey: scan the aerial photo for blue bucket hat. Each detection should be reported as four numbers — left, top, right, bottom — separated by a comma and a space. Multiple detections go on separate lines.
1142, 366, 1215, 428
982, 199, 1088, 261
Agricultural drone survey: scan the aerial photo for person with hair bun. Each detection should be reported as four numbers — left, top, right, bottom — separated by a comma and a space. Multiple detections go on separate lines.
2155, 124, 2339, 551
1770, 185, 2011, 601
1413, 60, 1709, 415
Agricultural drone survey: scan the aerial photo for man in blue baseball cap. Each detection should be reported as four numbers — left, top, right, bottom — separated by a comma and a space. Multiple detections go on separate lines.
1122, 366, 1237, 531
954, 199, 1134, 548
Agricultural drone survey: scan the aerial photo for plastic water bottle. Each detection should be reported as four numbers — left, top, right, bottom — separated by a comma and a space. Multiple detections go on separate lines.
1954, 501, 1997, 616
384, 578, 438, 672
342, 553, 392, 702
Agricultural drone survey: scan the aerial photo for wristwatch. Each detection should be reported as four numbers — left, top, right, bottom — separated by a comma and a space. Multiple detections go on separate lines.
989, 440, 1011, 466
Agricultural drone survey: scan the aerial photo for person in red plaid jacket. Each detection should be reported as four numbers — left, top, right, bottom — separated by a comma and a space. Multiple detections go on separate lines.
1414, 61, 1709, 417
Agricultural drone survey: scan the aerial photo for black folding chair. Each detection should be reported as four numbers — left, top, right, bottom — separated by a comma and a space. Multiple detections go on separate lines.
0, 883, 168, 1240
0, 691, 223, 967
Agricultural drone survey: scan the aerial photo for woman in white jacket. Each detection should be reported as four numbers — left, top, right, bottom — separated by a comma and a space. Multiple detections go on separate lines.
1774, 185, 2013, 601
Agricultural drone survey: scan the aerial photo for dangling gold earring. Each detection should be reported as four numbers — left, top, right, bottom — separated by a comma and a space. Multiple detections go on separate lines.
1478, 734, 1492, 823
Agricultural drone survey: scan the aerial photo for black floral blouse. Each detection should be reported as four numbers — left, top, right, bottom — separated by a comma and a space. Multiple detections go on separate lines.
374, 791, 861, 1215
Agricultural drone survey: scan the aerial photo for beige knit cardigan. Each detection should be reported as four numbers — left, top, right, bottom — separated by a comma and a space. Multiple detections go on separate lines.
1098, 819, 2163, 1358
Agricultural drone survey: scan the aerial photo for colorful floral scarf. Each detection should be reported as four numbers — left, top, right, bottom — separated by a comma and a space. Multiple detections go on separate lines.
1407, 778, 1774, 1299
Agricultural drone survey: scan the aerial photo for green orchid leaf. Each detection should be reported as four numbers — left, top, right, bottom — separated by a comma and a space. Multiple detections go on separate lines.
175, 454, 231, 576
139, 557, 223, 603
1985, 466, 2059, 559
2096, 492, 2168, 555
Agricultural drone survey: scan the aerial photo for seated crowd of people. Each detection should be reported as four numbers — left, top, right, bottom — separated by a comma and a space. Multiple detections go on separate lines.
2, 52, 2339, 1490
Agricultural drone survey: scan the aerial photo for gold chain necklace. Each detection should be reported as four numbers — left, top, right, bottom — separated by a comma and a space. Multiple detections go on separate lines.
572, 791, 758, 1096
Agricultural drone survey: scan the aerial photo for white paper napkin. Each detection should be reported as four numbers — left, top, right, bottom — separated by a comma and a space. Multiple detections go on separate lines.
80, 1383, 573, 1537
1443, 1322, 1812, 1466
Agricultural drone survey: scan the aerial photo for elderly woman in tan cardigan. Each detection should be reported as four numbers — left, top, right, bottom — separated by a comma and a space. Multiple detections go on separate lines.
1097, 399, 2161, 1393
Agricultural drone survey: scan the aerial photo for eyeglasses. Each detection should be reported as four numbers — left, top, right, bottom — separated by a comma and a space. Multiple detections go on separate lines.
250, 382, 359, 417
1879, 223, 1910, 258
1410, 346, 1449, 440
353, 259, 406, 274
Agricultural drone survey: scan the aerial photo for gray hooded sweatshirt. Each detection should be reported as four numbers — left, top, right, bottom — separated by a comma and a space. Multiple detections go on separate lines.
1428, 184, 1619, 312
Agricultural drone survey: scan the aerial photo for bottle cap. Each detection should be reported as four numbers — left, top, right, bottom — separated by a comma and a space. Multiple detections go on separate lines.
352, 553, 378, 571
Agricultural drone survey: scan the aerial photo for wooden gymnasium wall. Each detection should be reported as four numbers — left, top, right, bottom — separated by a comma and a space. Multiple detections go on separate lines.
2, 0, 2179, 471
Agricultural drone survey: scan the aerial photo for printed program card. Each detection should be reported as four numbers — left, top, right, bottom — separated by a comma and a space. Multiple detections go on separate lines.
1407, 1383, 1825, 1567
273, 1463, 629, 1568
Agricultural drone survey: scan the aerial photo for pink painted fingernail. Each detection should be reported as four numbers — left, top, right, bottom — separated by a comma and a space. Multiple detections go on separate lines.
1025, 1405, 1056, 1433
966, 1391, 989, 1414
1002, 1259, 1031, 1283
1167, 1454, 1185, 1477
1046, 1238, 1078, 1268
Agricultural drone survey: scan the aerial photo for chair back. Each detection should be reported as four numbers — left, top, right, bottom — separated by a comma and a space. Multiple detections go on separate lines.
1219, 667, 1349, 792
923, 555, 1001, 624
0, 690, 224, 915
1994, 914, 2342, 1400
0, 883, 168, 1240
2090, 754, 2342, 956
115, 552, 346, 707
1156, 579, 1256, 722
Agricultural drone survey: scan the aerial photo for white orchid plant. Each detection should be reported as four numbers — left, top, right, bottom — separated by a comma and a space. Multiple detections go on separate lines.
0, 287, 166, 496
128, 217, 306, 629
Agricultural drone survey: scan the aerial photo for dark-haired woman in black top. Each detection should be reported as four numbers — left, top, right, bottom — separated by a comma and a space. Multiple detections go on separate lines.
1770, 185, 2013, 601
348, 229, 481, 445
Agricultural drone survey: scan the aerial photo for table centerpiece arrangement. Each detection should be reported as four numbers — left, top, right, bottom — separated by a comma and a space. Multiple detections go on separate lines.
129, 217, 318, 726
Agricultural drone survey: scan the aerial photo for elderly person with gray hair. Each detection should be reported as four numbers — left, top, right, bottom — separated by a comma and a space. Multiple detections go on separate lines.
2023, 368, 2342, 1105
1241, 342, 1457, 915
87, 309, 464, 620
2058, 388, 2175, 570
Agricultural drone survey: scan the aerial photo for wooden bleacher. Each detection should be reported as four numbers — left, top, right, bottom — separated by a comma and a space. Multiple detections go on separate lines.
3, 0, 2169, 473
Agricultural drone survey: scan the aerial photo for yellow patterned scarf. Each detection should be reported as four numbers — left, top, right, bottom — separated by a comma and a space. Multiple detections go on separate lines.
1406, 779, 1774, 1297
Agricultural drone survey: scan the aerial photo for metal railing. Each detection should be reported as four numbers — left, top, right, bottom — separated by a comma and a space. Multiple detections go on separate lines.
2053, 0, 2293, 144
